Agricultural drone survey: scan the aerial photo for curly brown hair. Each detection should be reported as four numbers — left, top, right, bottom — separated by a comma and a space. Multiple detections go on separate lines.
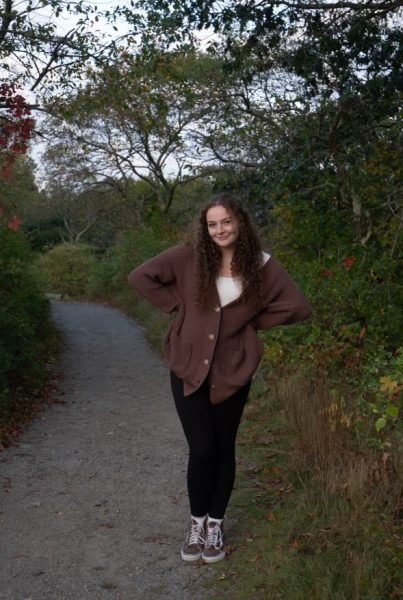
191, 192, 265, 310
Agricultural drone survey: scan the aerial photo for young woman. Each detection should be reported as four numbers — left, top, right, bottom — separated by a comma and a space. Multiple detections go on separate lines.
128, 192, 312, 564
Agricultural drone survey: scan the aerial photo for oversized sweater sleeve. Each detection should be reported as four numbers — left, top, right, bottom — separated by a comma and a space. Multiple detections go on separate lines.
252, 256, 313, 330
127, 244, 187, 314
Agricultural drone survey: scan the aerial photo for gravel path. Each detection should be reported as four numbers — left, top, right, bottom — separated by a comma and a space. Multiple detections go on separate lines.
0, 302, 211, 600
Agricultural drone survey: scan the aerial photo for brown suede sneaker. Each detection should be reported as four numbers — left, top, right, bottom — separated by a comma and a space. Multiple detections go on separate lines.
202, 520, 226, 563
181, 518, 206, 561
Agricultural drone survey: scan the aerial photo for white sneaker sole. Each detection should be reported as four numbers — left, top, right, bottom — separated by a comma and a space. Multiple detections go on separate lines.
202, 551, 226, 563
181, 550, 203, 561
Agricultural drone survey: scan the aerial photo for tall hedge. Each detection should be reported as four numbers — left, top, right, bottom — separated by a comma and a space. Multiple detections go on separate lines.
0, 228, 57, 425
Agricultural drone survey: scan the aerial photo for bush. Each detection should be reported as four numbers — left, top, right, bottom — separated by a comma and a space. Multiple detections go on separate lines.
37, 242, 98, 299
86, 214, 181, 304
0, 228, 58, 436
114, 214, 181, 283
23, 217, 65, 252
86, 257, 120, 300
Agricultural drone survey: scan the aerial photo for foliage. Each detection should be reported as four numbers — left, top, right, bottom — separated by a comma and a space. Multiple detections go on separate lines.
0, 156, 70, 251
0, 83, 35, 179
24, 217, 66, 252
0, 225, 58, 441
0, 1, 118, 95
258, 217, 402, 444
37, 242, 97, 298
138, 1, 402, 59
0, 84, 60, 443
0, 156, 43, 217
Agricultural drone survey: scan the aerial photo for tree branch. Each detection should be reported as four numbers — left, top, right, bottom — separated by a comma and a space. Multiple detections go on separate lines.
31, 29, 78, 91
264, 0, 402, 13
0, 0, 13, 47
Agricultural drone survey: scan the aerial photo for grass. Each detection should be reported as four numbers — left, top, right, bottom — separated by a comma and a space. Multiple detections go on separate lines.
201, 371, 403, 600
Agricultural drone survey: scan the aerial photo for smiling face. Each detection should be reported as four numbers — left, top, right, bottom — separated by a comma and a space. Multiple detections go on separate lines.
206, 205, 240, 250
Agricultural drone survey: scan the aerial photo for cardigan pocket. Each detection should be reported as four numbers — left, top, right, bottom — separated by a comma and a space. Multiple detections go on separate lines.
229, 348, 245, 370
221, 330, 264, 385
215, 347, 245, 383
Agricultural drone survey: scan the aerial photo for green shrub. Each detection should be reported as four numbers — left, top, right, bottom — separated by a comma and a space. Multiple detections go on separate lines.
37, 242, 98, 298
114, 215, 181, 283
0, 227, 58, 433
86, 257, 120, 300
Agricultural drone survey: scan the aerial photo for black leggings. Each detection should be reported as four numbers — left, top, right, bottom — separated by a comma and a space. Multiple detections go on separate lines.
170, 371, 251, 520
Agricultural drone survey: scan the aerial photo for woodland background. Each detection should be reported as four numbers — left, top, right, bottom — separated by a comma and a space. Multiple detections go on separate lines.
0, 1, 402, 598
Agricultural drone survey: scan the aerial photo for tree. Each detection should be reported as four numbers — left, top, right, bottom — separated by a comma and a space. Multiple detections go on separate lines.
42, 181, 142, 248
46, 51, 226, 214
136, 1, 402, 245
137, 1, 402, 46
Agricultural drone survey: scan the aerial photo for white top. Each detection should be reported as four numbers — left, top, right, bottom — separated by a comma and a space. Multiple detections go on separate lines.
216, 252, 271, 307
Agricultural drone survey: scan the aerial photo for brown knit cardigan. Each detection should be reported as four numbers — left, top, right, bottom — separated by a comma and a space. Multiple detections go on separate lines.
128, 243, 312, 404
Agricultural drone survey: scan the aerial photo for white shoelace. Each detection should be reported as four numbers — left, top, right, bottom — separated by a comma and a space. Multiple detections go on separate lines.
188, 520, 205, 546
205, 522, 223, 549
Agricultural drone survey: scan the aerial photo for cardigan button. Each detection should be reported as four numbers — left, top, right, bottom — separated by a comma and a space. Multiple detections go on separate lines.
208, 333, 215, 341
210, 383, 216, 389
203, 358, 209, 366
214, 305, 221, 312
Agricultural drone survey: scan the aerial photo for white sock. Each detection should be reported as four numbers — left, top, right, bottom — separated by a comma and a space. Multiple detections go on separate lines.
191, 514, 207, 527
207, 516, 223, 525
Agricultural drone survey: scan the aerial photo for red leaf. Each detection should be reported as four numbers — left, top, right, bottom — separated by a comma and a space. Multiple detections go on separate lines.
0, 164, 13, 179
8, 215, 23, 231
323, 268, 333, 277
11, 142, 27, 155
342, 256, 356, 269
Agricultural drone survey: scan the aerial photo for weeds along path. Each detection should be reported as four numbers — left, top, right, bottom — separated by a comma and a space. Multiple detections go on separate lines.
0, 301, 208, 600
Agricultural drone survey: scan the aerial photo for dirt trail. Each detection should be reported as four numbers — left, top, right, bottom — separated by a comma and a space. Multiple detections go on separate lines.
0, 302, 209, 600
